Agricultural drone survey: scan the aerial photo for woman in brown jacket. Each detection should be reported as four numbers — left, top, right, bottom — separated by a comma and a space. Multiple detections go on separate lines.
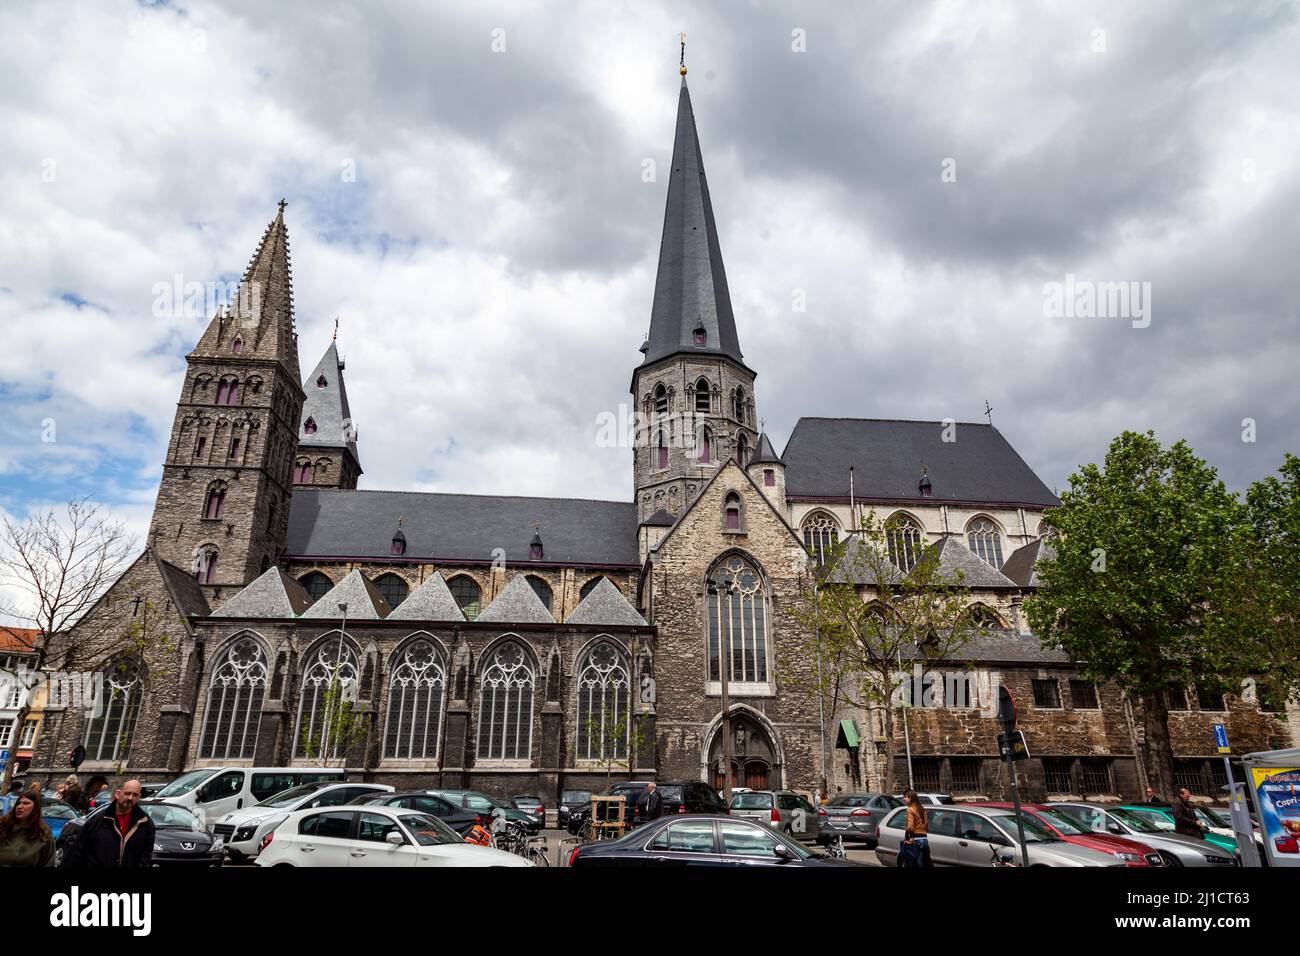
901, 790, 933, 867
0, 791, 56, 867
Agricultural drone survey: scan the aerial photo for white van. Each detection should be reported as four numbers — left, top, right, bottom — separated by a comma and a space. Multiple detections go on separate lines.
154, 767, 347, 828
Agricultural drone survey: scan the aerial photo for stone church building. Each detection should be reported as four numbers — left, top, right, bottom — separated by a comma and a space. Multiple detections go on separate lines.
30, 74, 1296, 806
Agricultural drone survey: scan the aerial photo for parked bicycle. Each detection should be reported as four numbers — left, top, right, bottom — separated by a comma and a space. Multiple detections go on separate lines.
492, 814, 550, 866
822, 834, 847, 860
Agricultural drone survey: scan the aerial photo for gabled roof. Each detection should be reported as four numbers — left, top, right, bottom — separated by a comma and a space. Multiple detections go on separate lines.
566, 577, 647, 627
823, 534, 1016, 588
300, 340, 361, 470
386, 572, 465, 623
782, 418, 1059, 508
152, 552, 211, 624
299, 568, 391, 620
211, 567, 312, 619
1000, 536, 1056, 588
286, 489, 640, 566
640, 79, 745, 370
476, 574, 554, 624
0, 627, 39, 654
901, 630, 1069, 665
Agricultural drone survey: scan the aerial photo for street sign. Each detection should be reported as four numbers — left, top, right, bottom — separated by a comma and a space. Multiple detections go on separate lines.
1213, 723, 1230, 754
998, 730, 1030, 761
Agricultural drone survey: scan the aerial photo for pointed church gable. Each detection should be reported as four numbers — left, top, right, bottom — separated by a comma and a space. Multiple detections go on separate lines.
152, 553, 211, 623
386, 571, 465, 622
566, 577, 647, 626
211, 566, 313, 619
930, 536, 1018, 588
299, 568, 391, 619
476, 574, 555, 624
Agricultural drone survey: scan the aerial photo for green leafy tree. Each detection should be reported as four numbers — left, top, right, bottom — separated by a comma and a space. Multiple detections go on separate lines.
299, 663, 368, 767
581, 690, 650, 791
1025, 431, 1246, 800
791, 511, 980, 795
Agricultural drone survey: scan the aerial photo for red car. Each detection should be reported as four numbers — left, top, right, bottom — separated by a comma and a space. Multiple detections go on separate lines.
969, 802, 1164, 867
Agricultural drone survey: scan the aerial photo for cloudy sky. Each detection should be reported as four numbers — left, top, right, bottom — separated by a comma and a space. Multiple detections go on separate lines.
1, 0, 1297, 550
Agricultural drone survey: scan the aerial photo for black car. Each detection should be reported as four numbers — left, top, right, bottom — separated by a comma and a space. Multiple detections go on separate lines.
349, 790, 486, 835
558, 789, 593, 829
427, 789, 542, 834
57, 799, 223, 867
568, 814, 859, 868
567, 781, 728, 834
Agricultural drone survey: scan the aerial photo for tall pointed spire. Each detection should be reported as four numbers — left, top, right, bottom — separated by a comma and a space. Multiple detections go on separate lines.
193, 201, 300, 381
299, 338, 362, 484
642, 75, 744, 368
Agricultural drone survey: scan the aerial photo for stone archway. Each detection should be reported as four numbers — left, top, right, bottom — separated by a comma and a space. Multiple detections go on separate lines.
706, 710, 779, 791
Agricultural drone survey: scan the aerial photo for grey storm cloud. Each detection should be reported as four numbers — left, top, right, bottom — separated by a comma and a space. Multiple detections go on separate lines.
0, 0, 1296, 540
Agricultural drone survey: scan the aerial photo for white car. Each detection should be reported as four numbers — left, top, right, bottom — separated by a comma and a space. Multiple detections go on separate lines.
214, 781, 393, 862
255, 805, 533, 867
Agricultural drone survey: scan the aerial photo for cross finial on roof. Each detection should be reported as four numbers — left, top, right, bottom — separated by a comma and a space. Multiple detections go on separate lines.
760, 417, 766, 432
984, 400, 994, 426
397, 515, 405, 527
278, 197, 287, 212
332, 316, 339, 341
679, 31, 687, 76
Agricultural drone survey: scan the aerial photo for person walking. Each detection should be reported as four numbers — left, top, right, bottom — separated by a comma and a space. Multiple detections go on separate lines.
60, 775, 84, 814
1145, 786, 1169, 806
60, 779, 154, 867
642, 781, 663, 822
1172, 787, 1205, 839
901, 790, 932, 867
0, 790, 56, 867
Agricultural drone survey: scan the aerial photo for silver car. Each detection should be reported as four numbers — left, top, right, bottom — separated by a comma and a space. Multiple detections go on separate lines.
818, 792, 902, 847
728, 790, 819, 843
875, 804, 1126, 867
1051, 803, 1239, 867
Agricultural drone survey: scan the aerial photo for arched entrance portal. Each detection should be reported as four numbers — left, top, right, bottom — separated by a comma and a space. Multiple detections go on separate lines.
708, 712, 778, 791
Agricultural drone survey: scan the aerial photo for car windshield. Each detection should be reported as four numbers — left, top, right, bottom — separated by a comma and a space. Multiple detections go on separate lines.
156, 769, 219, 797
142, 803, 205, 831
258, 783, 327, 808
402, 813, 463, 846
1111, 808, 1163, 833
42, 802, 78, 820
1034, 808, 1087, 836
1198, 807, 1230, 827
658, 786, 682, 802
991, 812, 1059, 844
828, 796, 868, 807
731, 792, 773, 809
562, 791, 591, 804
514, 797, 542, 807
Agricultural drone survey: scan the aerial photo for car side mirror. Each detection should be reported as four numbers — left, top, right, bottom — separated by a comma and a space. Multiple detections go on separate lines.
773, 844, 792, 861
1107, 823, 1123, 835
386, 831, 405, 847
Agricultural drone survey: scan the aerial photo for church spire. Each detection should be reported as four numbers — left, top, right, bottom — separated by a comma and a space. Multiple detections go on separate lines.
642, 71, 744, 368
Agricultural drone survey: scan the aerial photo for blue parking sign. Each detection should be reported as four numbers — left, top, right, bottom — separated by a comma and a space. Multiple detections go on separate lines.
1213, 723, 1230, 754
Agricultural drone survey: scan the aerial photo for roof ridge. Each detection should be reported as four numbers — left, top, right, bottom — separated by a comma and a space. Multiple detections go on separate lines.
793, 416, 994, 427
293, 488, 635, 506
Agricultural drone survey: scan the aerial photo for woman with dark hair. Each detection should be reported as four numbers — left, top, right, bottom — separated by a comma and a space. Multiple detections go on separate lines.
900, 790, 932, 868
0, 790, 55, 866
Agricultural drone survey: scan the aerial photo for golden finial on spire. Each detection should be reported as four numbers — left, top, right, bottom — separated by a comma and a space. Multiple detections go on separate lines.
679, 32, 687, 76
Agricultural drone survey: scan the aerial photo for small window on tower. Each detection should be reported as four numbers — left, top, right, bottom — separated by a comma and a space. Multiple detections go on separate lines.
194, 437, 206, 459
232, 337, 243, 354
724, 493, 742, 531
693, 320, 707, 346
656, 431, 668, 471
654, 384, 668, 416
317, 375, 327, 389
228, 436, 241, 459
763, 469, 775, 487
390, 531, 406, 556
204, 485, 226, 520
304, 417, 317, 436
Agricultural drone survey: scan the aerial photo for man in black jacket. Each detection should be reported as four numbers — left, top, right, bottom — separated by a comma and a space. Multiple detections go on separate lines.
642, 781, 663, 821
62, 779, 154, 867
1172, 787, 1205, 840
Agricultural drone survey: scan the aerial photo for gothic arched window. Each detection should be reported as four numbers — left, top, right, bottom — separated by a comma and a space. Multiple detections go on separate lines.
199, 637, 268, 759
696, 424, 714, 464
887, 515, 924, 573
735, 433, 750, 467
299, 571, 332, 603
706, 556, 769, 684
374, 573, 409, 609
215, 377, 239, 406
194, 545, 219, 584
526, 575, 553, 613
203, 482, 227, 520
83, 657, 143, 763
965, 604, 1005, 630
733, 387, 746, 422
293, 458, 313, 485
576, 641, 631, 760
303, 417, 317, 435
293, 637, 360, 760
966, 517, 1004, 568
654, 384, 668, 416
695, 378, 710, 412
447, 575, 481, 621
477, 641, 534, 760
802, 512, 840, 566
384, 638, 445, 760
655, 430, 668, 470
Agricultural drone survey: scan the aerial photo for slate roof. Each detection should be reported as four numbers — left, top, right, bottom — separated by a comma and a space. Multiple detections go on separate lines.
286, 489, 640, 566
640, 79, 745, 369
476, 574, 555, 624
565, 577, 647, 627
386, 572, 465, 622
300, 569, 391, 619
823, 534, 1016, 588
901, 630, 1069, 665
643, 508, 676, 527
782, 418, 1059, 507
211, 567, 312, 619
750, 432, 783, 466
1000, 536, 1056, 588
154, 553, 212, 619
300, 341, 361, 469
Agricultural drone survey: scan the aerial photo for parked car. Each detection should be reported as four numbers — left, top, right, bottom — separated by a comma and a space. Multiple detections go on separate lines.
728, 790, 820, 843
213, 782, 393, 862
349, 790, 486, 835
153, 766, 347, 828
568, 814, 860, 868
255, 805, 531, 867
566, 781, 651, 834
1113, 804, 1240, 855
511, 795, 546, 827
558, 789, 593, 829
892, 792, 955, 806
875, 804, 1125, 867
1198, 805, 1268, 863
817, 792, 902, 848
568, 781, 729, 834
1051, 803, 1239, 867
426, 789, 540, 834
57, 800, 224, 867
968, 802, 1164, 866
40, 799, 79, 841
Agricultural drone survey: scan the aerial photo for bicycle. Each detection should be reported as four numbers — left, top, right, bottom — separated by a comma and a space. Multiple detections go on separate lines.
822, 834, 847, 860
494, 819, 550, 866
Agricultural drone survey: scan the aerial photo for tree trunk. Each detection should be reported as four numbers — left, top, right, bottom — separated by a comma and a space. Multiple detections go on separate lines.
881, 704, 896, 795
1140, 690, 1175, 801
